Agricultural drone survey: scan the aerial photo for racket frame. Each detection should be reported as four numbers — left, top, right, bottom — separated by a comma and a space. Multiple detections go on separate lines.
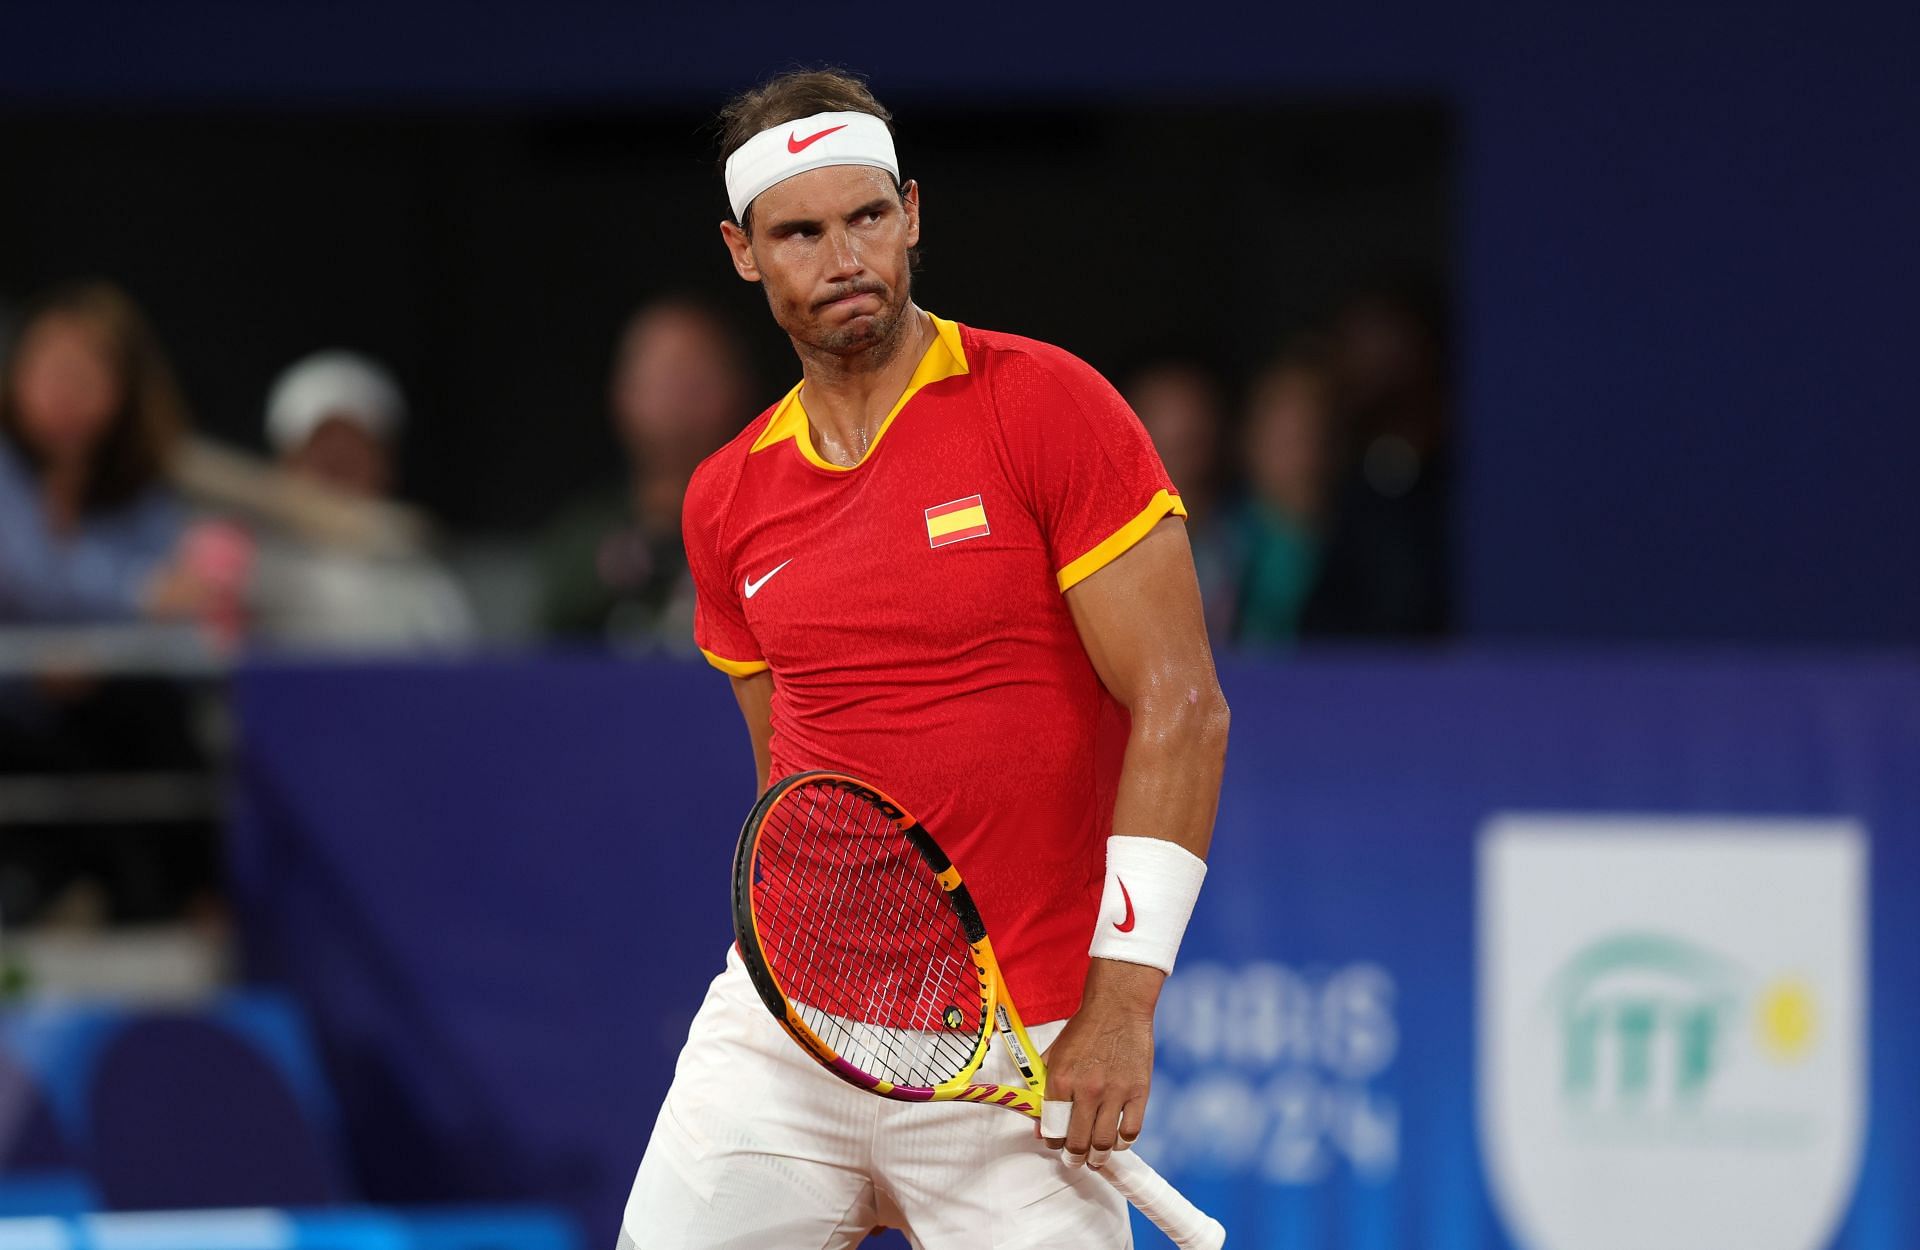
731, 768, 1229, 1249
732, 769, 1047, 1116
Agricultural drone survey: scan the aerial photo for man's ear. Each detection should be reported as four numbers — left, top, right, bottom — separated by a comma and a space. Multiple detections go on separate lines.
720, 219, 762, 283
901, 180, 921, 250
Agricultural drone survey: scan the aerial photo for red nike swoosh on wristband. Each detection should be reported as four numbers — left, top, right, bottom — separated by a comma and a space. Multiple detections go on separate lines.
787, 124, 847, 153
1114, 879, 1136, 933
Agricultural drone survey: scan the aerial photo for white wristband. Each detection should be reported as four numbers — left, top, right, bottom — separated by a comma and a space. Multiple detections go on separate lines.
1088, 835, 1207, 974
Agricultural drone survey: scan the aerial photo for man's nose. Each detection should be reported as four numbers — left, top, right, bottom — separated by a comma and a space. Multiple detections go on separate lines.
825, 228, 863, 280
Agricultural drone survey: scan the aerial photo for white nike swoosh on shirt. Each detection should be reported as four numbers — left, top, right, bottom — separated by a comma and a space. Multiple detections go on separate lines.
743, 559, 793, 598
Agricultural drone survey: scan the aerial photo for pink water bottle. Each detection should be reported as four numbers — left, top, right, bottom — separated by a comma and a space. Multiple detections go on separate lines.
179, 519, 256, 651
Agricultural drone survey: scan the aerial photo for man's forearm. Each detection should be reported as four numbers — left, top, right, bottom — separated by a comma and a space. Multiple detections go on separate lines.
1084, 682, 1230, 1009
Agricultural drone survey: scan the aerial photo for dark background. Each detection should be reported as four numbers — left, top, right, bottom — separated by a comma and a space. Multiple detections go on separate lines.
0, 105, 1449, 532
5, 0, 1917, 644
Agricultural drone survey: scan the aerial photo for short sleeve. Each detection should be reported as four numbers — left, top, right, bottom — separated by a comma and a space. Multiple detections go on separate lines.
682, 460, 769, 678
993, 346, 1187, 592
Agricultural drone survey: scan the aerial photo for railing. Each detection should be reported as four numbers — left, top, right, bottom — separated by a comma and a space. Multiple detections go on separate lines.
0, 624, 229, 942
0, 625, 225, 680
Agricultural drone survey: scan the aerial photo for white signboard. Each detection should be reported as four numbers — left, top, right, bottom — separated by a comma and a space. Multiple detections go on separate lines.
1479, 815, 1867, 1250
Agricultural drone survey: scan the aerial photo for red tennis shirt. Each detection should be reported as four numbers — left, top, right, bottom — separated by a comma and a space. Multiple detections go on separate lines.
685, 314, 1183, 1023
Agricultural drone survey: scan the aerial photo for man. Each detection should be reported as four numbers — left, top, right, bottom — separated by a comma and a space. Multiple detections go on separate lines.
624, 70, 1229, 1248
1123, 358, 1241, 642
266, 349, 405, 500
250, 350, 474, 648
536, 299, 752, 644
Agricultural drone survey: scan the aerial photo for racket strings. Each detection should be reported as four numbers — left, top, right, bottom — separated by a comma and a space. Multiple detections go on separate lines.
776, 788, 978, 1084
752, 780, 984, 1088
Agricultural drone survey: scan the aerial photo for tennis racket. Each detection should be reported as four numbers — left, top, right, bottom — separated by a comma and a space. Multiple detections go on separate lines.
731, 769, 1226, 1249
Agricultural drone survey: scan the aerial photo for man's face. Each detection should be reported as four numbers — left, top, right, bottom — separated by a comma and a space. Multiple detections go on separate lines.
721, 164, 919, 356
11, 315, 121, 463
1244, 371, 1330, 518
1128, 367, 1222, 501
611, 309, 747, 467
284, 415, 393, 499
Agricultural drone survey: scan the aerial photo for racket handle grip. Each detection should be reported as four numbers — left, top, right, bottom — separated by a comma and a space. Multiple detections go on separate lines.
1101, 1148, 1226, 1248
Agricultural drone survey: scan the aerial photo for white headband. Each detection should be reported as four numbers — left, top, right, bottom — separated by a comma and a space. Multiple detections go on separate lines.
724, 110, 899, 223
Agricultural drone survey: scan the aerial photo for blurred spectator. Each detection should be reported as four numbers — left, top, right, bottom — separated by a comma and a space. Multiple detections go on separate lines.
1122, 359, 1241, 642
247, 351, 475, 650
1229, 350, 1336, 647
537, 299, 751, 646
267, 350, 404, 499
1300, 282, 1451, 637
0, 282, 203, 624
0, 281, 216, 925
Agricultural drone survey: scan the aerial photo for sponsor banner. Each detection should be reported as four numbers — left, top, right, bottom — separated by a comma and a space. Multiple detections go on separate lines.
1479, 817, 1867, 1250
1141, 959, 1401, 1186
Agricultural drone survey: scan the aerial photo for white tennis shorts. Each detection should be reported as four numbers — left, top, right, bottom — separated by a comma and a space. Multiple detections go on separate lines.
620, 945, 1130, 1249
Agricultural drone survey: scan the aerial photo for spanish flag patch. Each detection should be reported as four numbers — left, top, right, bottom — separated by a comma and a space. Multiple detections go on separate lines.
925, 494, 990, 548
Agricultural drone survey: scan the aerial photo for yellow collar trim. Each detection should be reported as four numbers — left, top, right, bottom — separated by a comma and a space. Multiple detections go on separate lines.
749, 313, 968, 471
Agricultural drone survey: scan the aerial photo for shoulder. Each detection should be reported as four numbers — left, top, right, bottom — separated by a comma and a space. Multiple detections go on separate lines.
688, 400, 780, 504
961, 325, 1117, 402
683, 400, 780, 554
957, 325, 1134, 444
551, 485, 626, 526
539, 485, 625, 548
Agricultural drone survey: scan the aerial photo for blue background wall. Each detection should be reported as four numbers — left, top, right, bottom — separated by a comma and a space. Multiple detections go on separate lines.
226, 653, 1920, 1247
6, 2, 1917, 643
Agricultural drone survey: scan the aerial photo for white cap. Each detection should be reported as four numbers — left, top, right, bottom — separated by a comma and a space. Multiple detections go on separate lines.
265, 351, 406, 453
724, 110, 900, 223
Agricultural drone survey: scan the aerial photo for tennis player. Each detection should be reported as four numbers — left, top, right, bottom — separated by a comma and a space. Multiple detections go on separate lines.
622, 69, 1229, 1248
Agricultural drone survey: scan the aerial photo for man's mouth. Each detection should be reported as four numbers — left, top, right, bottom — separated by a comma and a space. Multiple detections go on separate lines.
817, 286, 884, 311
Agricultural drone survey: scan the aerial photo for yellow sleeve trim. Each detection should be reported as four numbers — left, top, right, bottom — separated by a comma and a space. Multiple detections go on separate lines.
1055, 490, 1188, 593
699, 647, 771, 678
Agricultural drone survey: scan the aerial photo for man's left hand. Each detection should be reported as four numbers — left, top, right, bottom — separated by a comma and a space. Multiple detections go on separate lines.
1039, 958, 1164, 1169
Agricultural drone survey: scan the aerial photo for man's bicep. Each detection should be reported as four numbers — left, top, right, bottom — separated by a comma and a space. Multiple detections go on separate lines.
1064, 516, 1228, 863
729, 671, 774, 793
1063, 517, 1217, 706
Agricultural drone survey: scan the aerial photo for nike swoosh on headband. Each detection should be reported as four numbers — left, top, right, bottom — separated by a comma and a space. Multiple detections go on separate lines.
787, 124, 847, 154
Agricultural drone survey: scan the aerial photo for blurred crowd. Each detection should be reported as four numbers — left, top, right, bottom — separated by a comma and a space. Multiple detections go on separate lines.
1122, 286, 1450, 645
0, 278, 1449, 655
0, 277, 1447, 928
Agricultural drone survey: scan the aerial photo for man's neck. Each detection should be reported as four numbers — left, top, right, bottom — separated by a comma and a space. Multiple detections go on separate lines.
793, 304, 933, 467
628, 467, 687, 534
41, 456, 89, 533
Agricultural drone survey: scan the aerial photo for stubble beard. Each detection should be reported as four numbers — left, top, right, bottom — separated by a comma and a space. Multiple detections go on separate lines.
817, 304, 896, 353
794, 275, 913, 361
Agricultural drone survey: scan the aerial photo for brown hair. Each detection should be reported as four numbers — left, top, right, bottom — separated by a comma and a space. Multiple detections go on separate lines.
0, 281, 189, 515
717, 69, 898, 228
